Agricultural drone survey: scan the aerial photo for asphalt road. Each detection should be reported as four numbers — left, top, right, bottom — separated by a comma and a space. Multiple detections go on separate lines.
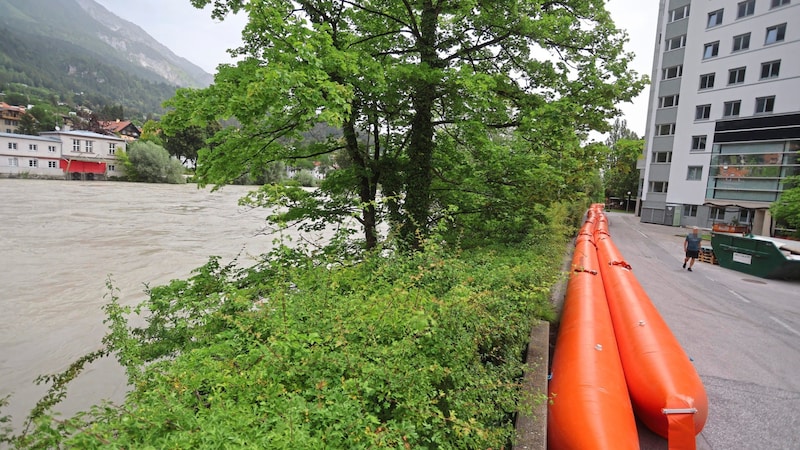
603, 211, 800, 450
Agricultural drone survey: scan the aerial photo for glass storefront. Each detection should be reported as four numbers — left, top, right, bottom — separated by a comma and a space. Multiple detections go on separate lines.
706, 140, 800, 202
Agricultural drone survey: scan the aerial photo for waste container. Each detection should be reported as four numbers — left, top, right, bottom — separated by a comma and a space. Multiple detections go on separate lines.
711, 233, 800, 280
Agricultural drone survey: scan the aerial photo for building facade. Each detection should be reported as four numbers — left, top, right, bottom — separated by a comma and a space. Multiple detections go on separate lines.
0, 132, 64, 178
1, 102, 26, 134
639, 0, 800, 236
1, 129, 126, 180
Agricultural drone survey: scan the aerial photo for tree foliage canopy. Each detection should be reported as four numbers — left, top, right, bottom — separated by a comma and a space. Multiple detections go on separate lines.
125, 141, 187, 184
165, 0, 646, 248
602, 119, 642, 202
771, 174, 800, 235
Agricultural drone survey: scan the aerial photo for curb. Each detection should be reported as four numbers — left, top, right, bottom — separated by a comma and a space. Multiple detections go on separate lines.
513, 319, 550, 450
514, 248, 572, 449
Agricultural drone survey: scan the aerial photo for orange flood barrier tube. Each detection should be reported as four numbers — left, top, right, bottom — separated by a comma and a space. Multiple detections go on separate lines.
594, 211, 708, 449
548, 214, 638, 449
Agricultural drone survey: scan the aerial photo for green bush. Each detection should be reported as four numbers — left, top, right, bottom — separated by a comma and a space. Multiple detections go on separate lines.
2, 209, 571, 449
126, 141, 187, 184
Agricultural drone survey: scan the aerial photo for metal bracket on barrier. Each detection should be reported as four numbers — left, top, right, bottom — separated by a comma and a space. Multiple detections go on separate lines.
609, 260, 632, 270
662, 408, 697, 414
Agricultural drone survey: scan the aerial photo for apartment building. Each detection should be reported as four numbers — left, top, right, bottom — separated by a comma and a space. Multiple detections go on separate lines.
0, 132, 64, 178
39, 129, 126, 180
639, 0, 800, 236
1, 129, 126, 180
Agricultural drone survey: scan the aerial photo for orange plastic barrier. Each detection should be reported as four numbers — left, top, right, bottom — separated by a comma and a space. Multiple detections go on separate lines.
548, 215, 638, 449
594, 211, 708, 449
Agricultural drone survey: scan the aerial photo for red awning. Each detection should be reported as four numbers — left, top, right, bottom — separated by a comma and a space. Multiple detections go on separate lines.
60, 159, 107, 174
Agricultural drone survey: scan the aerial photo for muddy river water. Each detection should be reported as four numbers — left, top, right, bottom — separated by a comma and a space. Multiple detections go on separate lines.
0, 179, 324, 431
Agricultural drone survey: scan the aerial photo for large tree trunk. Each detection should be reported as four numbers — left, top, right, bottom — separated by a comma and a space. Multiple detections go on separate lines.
343, 102, 379, 250
402, 2, 441, 250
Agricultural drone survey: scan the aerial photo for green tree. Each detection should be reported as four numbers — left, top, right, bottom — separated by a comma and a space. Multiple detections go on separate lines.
126, 141, 187, 184
603, 139, 643, 204
771, 174, 800, 236
168, 0, 645, 249
16, 112, 39, 135
139, 119, 164, 146
27, 105, 60, 132
602, 118, 642, 205
161, 122, 221, 167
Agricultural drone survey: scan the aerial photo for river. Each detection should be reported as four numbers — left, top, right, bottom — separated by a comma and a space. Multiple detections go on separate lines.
0, 179, 323, 433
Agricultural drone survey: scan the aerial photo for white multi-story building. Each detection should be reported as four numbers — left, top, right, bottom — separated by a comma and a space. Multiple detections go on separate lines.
1, 129, 126, 180
639, 0, 800, 236
0, 132, 64, 178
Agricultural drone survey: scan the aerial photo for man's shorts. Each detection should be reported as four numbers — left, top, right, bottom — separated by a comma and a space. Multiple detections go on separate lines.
686, 250, 699, 259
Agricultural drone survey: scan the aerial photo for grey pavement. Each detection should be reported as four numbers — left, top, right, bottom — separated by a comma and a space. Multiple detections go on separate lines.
605, 211, 800, 450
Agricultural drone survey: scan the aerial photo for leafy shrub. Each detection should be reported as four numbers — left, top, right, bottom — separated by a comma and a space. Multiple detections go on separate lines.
126, 141, 186, 184
2, 211, 571, 449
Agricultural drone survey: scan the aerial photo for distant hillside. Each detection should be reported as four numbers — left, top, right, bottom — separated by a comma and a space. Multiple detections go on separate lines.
0, 0, 213, 116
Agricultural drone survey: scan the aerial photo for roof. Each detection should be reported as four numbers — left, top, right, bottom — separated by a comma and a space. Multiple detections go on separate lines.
0, 132, 62, 143
99, 120, 138, 134
0, 102, 26, 113
39, 130, 125, 141
703, 200, 772, 210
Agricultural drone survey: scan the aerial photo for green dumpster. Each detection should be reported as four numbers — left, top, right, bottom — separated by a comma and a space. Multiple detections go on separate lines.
711, 233, 800, 280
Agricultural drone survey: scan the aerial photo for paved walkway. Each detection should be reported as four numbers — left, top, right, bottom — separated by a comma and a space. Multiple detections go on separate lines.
605, 212, 800, 450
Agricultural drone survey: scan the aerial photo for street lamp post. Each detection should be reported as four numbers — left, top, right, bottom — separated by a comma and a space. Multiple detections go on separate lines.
626, 191, 631, 213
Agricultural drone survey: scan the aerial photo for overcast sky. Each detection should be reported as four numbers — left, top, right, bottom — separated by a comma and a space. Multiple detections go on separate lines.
94, 0, 659, 137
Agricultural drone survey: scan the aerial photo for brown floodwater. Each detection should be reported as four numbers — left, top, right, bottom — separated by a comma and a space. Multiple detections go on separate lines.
0, 179, 325, 432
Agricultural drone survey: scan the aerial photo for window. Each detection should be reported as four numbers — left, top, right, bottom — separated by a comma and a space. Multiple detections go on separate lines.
108, 164, 116, 172
28, 144, 38, 151
662, 65, 683, 79
653, 151, 673, 163
649, 181, 669, 193
659, 94, 680, 108
48, 145, 56, 152
666, 35, 687, 51
733, 33, 751, 51
85, 140, 93, 153
765, 24, 787, 44
8, 157, 18, 166
700, 73, 716, 89
695, 104, 711, 120
47, 161, 58, 168
72, 139, 80, 152
703, 41, 720, 59
108, 143, 116, 155
669, 5, 690, 22
755, 96, 776, 113
687, 166, 703, 180
28, 159, 38, 168
723, 100, 742, 117
707, 9, 724, 28
684, 205, 698, 217
738, 0, 756, 17
7, 142, 17, 150
739, 209, 753, 224
656, 123, 676, 136
771, 0, 791, 7
692, 135, 707, 151
761, 60, 781, 78
711, 207, 726, 221
728, 67, 746, 85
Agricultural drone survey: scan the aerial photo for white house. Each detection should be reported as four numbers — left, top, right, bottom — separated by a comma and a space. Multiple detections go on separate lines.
0, 132, 64, 178
39, 129, 126, 180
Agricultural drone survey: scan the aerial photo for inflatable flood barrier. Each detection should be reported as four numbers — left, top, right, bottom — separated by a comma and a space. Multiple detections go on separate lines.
548, 214, 638, 449
594, 210, 708, 449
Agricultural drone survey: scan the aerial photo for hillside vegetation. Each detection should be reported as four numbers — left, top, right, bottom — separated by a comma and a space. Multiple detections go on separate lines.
0, 0, 212, 117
